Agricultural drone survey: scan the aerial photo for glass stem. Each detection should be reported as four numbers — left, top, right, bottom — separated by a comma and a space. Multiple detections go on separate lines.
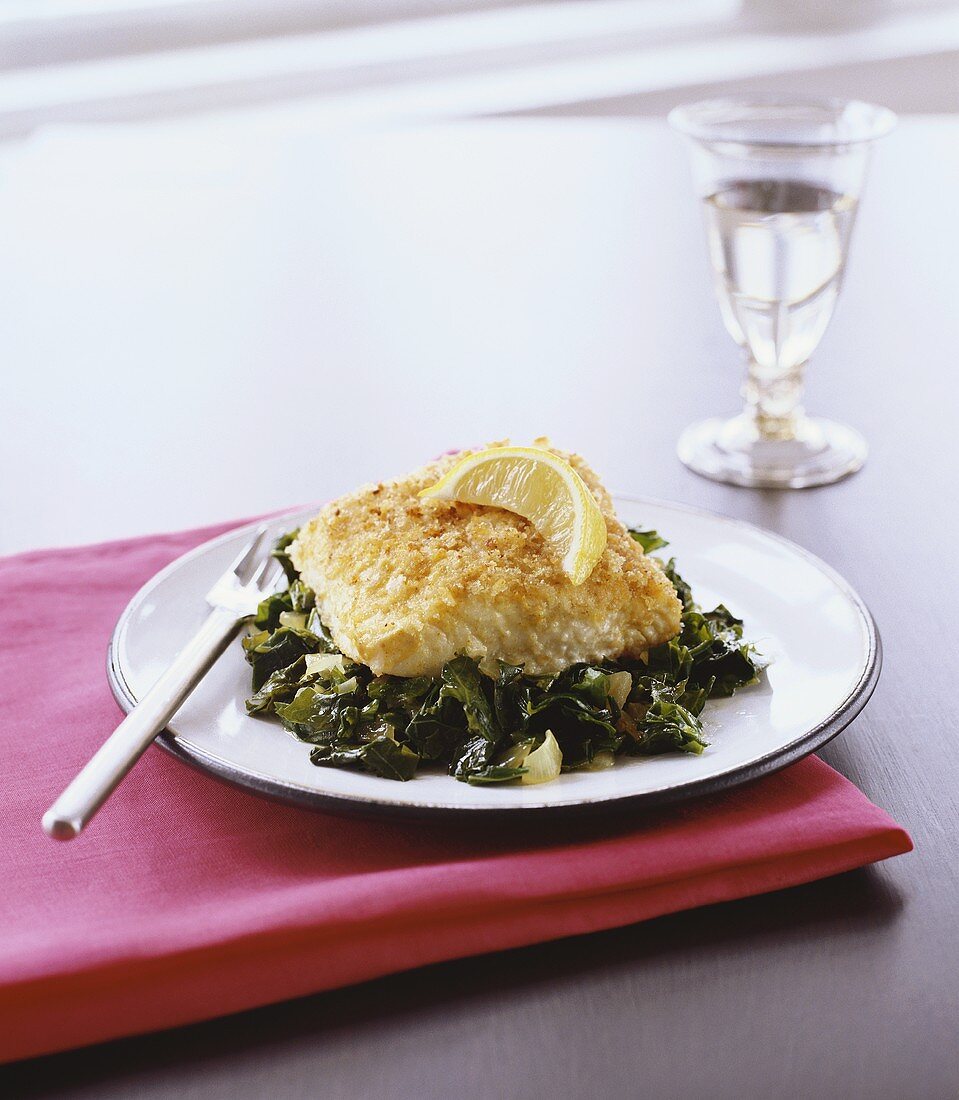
741, 357, 806, 441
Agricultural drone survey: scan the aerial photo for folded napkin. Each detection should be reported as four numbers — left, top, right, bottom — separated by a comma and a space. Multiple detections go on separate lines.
0, 521, 911, 1064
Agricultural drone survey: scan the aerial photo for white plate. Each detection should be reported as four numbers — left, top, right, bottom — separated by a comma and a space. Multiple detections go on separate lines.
108, 498, 880, 819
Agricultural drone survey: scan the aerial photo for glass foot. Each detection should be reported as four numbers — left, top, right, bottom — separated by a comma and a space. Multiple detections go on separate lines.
677, 413, 867, 489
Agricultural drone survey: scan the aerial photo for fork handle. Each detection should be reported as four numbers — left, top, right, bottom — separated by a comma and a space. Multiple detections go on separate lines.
43, 606, 241, 840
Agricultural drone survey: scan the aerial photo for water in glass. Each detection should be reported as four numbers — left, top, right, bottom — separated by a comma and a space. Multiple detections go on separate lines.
703, 180, 857, 379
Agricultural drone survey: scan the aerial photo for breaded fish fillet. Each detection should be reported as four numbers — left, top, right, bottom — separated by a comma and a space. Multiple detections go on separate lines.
290, 444, 682, 677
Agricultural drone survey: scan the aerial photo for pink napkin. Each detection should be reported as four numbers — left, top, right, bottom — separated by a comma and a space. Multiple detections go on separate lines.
0, 521, 912, 1063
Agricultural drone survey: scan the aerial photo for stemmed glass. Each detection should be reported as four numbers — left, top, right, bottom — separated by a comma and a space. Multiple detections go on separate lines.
669, 98, 896, 488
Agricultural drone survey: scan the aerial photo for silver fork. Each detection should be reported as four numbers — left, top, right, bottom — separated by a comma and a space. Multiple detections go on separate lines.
42, 524, 285, 840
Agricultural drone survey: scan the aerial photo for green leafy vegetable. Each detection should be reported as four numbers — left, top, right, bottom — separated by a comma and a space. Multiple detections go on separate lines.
440, 655, 498, 743
624, 686, 709, 756
246, 655, 310, 714
464, 764, 530, 785
310, 737, 420, 781
242, 626, 322, 691
405, 693, 467, 761
271, 529, 301, 583
628, 527, 669, 553
660, 556, 694, 612
252, 579, 315, 632
242, 525, 764, 785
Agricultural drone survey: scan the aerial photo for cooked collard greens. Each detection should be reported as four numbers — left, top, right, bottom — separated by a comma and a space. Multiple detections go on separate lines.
242, 527, 764, 786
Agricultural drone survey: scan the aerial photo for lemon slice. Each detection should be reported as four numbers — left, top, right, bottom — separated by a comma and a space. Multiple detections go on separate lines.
418, 445, 607, 585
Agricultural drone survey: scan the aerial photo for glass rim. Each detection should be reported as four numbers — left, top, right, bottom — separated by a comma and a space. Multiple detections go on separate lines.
668, 96, 897, 149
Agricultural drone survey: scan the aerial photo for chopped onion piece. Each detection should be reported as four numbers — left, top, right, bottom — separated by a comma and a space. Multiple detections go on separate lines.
520, 730, 563, 785
608, 670, 633, 709
305, 653, 346, 676
587, 750, 616, 771
278, 611, 308, 630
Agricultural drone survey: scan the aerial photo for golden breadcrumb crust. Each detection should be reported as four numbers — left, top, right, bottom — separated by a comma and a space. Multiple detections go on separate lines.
290, 441, 682, 677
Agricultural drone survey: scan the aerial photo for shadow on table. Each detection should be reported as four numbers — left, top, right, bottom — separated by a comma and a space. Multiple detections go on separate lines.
3, 864, 904, 1098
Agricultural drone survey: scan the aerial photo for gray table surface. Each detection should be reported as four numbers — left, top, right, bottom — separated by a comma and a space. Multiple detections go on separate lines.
2, 115, 957, 1099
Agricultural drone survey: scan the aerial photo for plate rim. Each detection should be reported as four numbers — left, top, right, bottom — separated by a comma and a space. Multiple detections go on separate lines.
106, 496, 882, 821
